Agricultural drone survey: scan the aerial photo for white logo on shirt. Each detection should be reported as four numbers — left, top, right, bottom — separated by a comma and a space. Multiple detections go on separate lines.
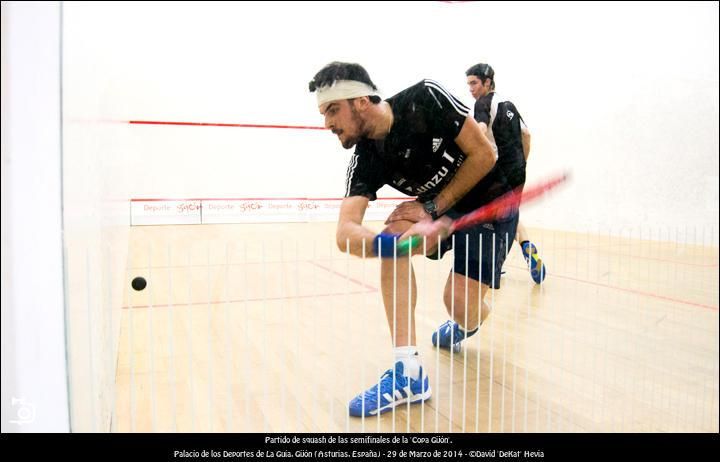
432, 138, 442, 152
506, 110, 514, 120
416, 166, 449, 194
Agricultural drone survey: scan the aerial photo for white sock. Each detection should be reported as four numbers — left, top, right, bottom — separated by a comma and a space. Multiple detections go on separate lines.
394, 346, 421, 379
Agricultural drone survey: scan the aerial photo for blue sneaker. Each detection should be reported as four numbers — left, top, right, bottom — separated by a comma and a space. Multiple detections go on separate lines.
521, 241, 547, 284
432, 320, 478, 350
348, 361, 431, 417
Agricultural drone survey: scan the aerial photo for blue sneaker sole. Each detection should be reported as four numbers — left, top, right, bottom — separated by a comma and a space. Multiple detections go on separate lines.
523, 245, 547, 284
349, 387, 432, 417
531, 258, 546, 284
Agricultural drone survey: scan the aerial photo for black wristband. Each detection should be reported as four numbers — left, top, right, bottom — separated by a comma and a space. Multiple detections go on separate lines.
423, 200, 439, 220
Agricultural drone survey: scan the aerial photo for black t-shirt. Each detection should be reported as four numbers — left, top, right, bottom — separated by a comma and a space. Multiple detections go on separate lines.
473, 92, 526, 190
344, 80, 511, 213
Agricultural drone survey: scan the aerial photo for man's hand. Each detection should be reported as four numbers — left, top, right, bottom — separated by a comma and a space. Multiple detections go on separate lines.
385, 200, 429, 224
396, 217, 453, 255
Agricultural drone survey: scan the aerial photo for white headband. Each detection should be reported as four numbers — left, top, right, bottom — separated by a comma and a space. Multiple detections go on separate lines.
316, 80, 380, 107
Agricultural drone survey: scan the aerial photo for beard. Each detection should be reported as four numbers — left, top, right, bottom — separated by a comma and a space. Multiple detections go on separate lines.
341, 136, 357, 149
339, 104, 367, 149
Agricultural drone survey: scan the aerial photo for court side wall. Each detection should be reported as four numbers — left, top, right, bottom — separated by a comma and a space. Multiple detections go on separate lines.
62, 4, 133, 432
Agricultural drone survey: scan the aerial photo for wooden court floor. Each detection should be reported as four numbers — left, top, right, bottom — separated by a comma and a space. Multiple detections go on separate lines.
111, 222, 718, 432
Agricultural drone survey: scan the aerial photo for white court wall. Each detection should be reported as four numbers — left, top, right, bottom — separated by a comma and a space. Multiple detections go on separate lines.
62, 1, 719, 240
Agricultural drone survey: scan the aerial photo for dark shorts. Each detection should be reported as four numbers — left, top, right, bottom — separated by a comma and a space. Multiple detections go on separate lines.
427, 208, 519, 289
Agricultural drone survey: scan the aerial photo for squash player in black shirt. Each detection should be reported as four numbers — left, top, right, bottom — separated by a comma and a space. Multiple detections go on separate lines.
309, 62, 518, 417
466, 63, 547, 284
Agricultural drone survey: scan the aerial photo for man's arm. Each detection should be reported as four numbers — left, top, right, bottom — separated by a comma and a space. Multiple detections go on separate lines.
336, 195, 379, 257
520, 122, 531, 161
432, 116, 496, 214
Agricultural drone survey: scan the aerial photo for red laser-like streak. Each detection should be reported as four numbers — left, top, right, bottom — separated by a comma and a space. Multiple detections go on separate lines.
129, 120, 326, 130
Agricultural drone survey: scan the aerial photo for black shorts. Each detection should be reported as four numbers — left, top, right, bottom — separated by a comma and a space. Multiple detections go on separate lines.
427, 208, 519, 289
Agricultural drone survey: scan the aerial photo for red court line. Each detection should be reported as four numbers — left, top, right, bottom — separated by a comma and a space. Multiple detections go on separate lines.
129, 120, 326, 130
125, 259, 379, 291
308, 261, 378, 292
123, 262, 716, 311
507, 264, 718, 311
123, 260, 378, 309
550, 245, 719, 268
598, 252, 718, 268
122, 290, 374, 310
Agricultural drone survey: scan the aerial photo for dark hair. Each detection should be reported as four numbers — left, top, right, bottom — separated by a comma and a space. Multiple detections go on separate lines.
466, 63, 495, 91
308, 61, 382, 104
